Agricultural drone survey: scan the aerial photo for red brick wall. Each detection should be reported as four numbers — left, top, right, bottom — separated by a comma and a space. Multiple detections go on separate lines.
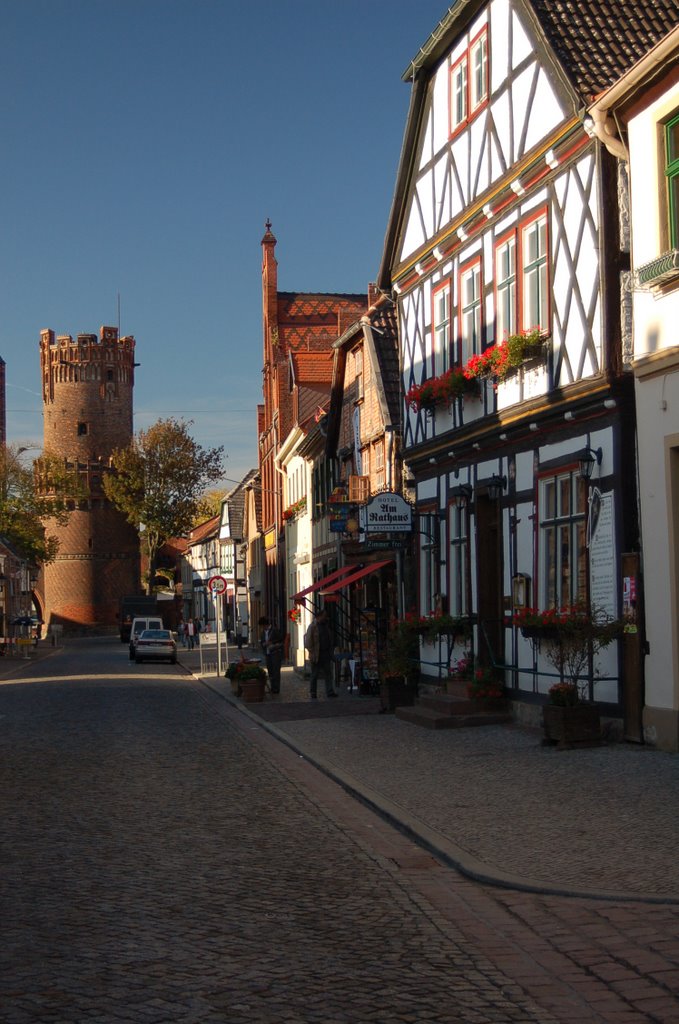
40, 326, 140, 632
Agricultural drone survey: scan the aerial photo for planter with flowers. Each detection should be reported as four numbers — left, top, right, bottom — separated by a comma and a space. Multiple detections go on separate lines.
405, 369, 479, 414
379, 617, 421, 711
225, 659, 268, 702
288, 607, 301, 625
465, 666, 506, 707
515, 605, 622, 748
282, 496, 307, 523
462, 328, 547, 386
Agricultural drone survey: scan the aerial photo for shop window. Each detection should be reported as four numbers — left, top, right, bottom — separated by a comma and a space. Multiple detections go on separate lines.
418, 509, 439, 615
538, 469, 587, 609
448, 503, 469, 616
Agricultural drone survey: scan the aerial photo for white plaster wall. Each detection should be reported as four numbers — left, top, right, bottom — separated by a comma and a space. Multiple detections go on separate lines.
635, 369, 679, 709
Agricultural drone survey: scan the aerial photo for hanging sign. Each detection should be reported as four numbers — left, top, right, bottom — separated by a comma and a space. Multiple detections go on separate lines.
359, 492, 413, 534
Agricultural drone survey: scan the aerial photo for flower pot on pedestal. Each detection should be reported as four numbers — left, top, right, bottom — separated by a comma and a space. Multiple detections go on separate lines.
379, 676, 415, 712
239, 677, 266, 703
542, 703, 601, 749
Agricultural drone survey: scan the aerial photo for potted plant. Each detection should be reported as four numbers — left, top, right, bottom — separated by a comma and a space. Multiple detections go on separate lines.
379, 617, 419, 711
465, 666, 506, 706
527, 604, 623, 747
445, 652, 473, 694
225, 658, 268, 702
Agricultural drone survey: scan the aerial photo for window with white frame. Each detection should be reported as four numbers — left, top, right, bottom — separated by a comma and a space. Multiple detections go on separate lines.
538, 470, 587, 609
470, 29, 488, 112
450, 56, 468, 134
521, 211, 549, 331
374, 439, 385, 490
419, 510, 439, 615
448, 503, 468, 616
449, 26, 488, 136
460, 258, 482, 362
432, 279, 451, 374
495, 233, 516, 342
665, 111, 679, 248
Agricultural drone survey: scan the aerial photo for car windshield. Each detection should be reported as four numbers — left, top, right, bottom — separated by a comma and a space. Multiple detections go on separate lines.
140, 630, 171, 640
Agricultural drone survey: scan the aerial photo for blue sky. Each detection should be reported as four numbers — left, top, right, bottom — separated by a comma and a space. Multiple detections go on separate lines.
1, 0, 448, 483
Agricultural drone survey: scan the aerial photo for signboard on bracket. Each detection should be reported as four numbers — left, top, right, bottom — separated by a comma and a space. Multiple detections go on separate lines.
359, 492, 413, 534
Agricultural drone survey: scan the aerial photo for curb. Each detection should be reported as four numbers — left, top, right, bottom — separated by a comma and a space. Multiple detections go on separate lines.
189, 666, 679, 906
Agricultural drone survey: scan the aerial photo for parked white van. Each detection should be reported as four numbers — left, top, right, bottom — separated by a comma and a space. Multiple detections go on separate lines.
129, 616, 164, 659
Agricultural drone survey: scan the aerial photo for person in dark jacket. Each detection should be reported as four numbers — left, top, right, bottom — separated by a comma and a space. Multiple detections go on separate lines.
259, 616, 284, 695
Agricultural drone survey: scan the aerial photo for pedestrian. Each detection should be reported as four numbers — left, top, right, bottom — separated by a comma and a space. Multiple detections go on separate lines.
304, 607, 337, 699
186, 618, 195, 650
177, 618, 186, 647
259, 616, 284, 695
194, 618, 202, 643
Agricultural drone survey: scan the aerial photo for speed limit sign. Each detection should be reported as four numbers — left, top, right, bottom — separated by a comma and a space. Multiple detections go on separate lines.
208, 575, 228, 595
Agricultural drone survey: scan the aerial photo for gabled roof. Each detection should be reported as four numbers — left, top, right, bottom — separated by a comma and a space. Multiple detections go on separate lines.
221, 469, 259, 542
403, 0, 678, 101
325, 302, 401, 456
528, 1, 678, 100
188, 513, 220, 547
380, 0, 678, 289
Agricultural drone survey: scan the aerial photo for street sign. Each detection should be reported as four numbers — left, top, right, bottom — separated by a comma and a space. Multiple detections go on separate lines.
208, 575, 228, 595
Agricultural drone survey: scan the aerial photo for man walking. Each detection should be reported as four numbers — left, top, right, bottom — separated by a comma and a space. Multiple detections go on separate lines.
259, 616, 284, 695
304, 607, 337, 700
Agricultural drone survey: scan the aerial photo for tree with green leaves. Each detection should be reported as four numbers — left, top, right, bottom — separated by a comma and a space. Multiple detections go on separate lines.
103, 418, 225, 593
0, 445, 80, 566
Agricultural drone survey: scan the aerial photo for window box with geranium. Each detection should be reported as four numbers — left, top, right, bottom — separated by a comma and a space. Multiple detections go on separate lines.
405, 369, 479, 413
462, 328, 547, 385
282, 496, 307, 522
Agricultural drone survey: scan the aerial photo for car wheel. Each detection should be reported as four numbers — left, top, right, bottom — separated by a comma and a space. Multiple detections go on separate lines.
135, 657, 142, 664
170, 656, 177, 664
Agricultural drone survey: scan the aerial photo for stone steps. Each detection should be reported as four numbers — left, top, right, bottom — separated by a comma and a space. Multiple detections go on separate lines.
394, 690, 512, 730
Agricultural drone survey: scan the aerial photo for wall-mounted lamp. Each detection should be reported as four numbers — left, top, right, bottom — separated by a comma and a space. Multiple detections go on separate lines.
578, 447, 602, 481
529, 422, 539, 432
487, 474, 507, 500
452, 483, 473, 508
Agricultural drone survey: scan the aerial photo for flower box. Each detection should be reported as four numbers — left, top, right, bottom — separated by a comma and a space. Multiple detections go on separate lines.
542, 704, 601, 749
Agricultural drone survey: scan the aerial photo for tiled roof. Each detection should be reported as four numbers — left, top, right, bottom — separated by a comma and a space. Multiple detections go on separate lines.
223, 468, 258, 541
188, 513, 220, 546
528, 0, 679, 99
277, 293, 367, 353
292, 351, 335, 385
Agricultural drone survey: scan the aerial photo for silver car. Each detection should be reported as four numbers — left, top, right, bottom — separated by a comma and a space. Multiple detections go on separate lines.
134, 629, 177, 664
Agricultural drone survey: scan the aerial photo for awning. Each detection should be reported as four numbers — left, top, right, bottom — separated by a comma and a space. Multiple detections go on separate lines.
320, 558, 393, 595
291, 564, 358, 604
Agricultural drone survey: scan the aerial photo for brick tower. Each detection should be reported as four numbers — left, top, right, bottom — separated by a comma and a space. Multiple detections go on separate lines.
39, 326, 140, 632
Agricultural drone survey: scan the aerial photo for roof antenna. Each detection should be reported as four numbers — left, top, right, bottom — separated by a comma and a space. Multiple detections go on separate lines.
117, 292, 121, 335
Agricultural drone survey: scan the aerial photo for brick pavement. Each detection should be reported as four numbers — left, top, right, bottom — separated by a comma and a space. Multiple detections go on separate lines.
1, 640, 679, 1022
1, 643, 563, 1023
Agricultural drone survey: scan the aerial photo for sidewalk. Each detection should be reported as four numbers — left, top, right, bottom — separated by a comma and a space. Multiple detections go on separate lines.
181, 644, 679, 904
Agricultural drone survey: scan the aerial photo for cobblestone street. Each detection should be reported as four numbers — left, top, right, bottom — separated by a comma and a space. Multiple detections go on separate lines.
1, 641, 678, 1022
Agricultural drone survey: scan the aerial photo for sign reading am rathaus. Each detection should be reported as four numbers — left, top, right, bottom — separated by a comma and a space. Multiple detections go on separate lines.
359, 492, 413, 534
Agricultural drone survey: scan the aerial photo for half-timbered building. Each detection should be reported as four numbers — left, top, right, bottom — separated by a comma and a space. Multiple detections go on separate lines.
378, 0, 677, 731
